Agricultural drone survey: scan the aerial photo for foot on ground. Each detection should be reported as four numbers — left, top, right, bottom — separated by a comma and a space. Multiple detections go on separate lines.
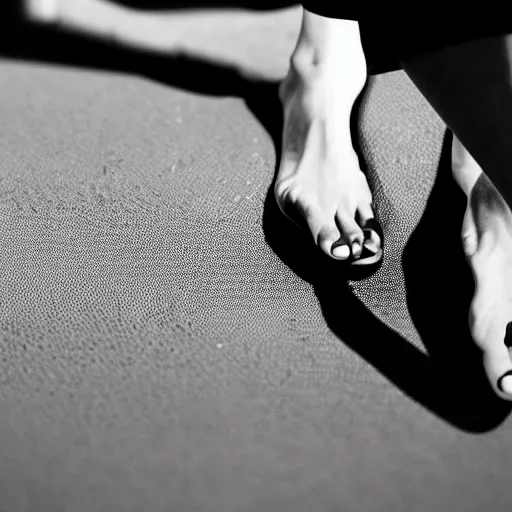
453, 134, 512, 400
275, 26, 382, 264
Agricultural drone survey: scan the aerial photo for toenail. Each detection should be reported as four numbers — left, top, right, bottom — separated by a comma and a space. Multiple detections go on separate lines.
332, 244, 350, 259
497, 371, 512, 394
351, 241, 362, 257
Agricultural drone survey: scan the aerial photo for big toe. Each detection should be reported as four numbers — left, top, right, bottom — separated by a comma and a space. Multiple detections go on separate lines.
300, 204, 355, 260
496, 323, 512, 397
474, 319, 512, 400
316, 222, 347, 260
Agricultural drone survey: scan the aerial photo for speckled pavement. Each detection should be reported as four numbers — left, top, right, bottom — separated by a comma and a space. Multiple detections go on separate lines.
0, 6, 511, 512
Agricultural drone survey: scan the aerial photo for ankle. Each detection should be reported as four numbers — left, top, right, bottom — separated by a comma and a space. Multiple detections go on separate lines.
288, 11, 367, 95
299, 9, 361, 57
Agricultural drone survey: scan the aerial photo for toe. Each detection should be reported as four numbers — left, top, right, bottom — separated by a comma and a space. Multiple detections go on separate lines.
331, 243, 350, 259
274, 183, 350, 260
303, 205, 345, 260
475, 321, 512, 399
356, 203, 382, 255
336, 209, 364, 259
317, 223, 345, 259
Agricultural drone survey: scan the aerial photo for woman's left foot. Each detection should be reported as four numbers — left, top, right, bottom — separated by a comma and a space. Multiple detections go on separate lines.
452, 135, 512, 400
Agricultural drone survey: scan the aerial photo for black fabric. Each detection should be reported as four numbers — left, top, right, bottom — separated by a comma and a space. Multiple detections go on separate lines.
302, 2, 360, 20
300, 6, 512, 74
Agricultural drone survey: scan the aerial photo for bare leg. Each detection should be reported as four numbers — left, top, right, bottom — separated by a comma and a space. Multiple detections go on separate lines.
24, 0, 130, 38
275, 9, 382, 262
24, 0, 301, 81
402, 36, 512, 400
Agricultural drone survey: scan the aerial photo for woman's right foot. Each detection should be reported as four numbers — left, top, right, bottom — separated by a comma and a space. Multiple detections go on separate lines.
452, 135, 512, 400
275, 13, 381, 262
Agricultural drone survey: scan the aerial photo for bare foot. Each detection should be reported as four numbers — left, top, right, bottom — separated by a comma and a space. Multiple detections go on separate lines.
452, 134, 512, 400
275, 14, 381, 263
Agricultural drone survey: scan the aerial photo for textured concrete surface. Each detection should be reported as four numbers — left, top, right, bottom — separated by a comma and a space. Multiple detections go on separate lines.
0, 6, 512, 512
